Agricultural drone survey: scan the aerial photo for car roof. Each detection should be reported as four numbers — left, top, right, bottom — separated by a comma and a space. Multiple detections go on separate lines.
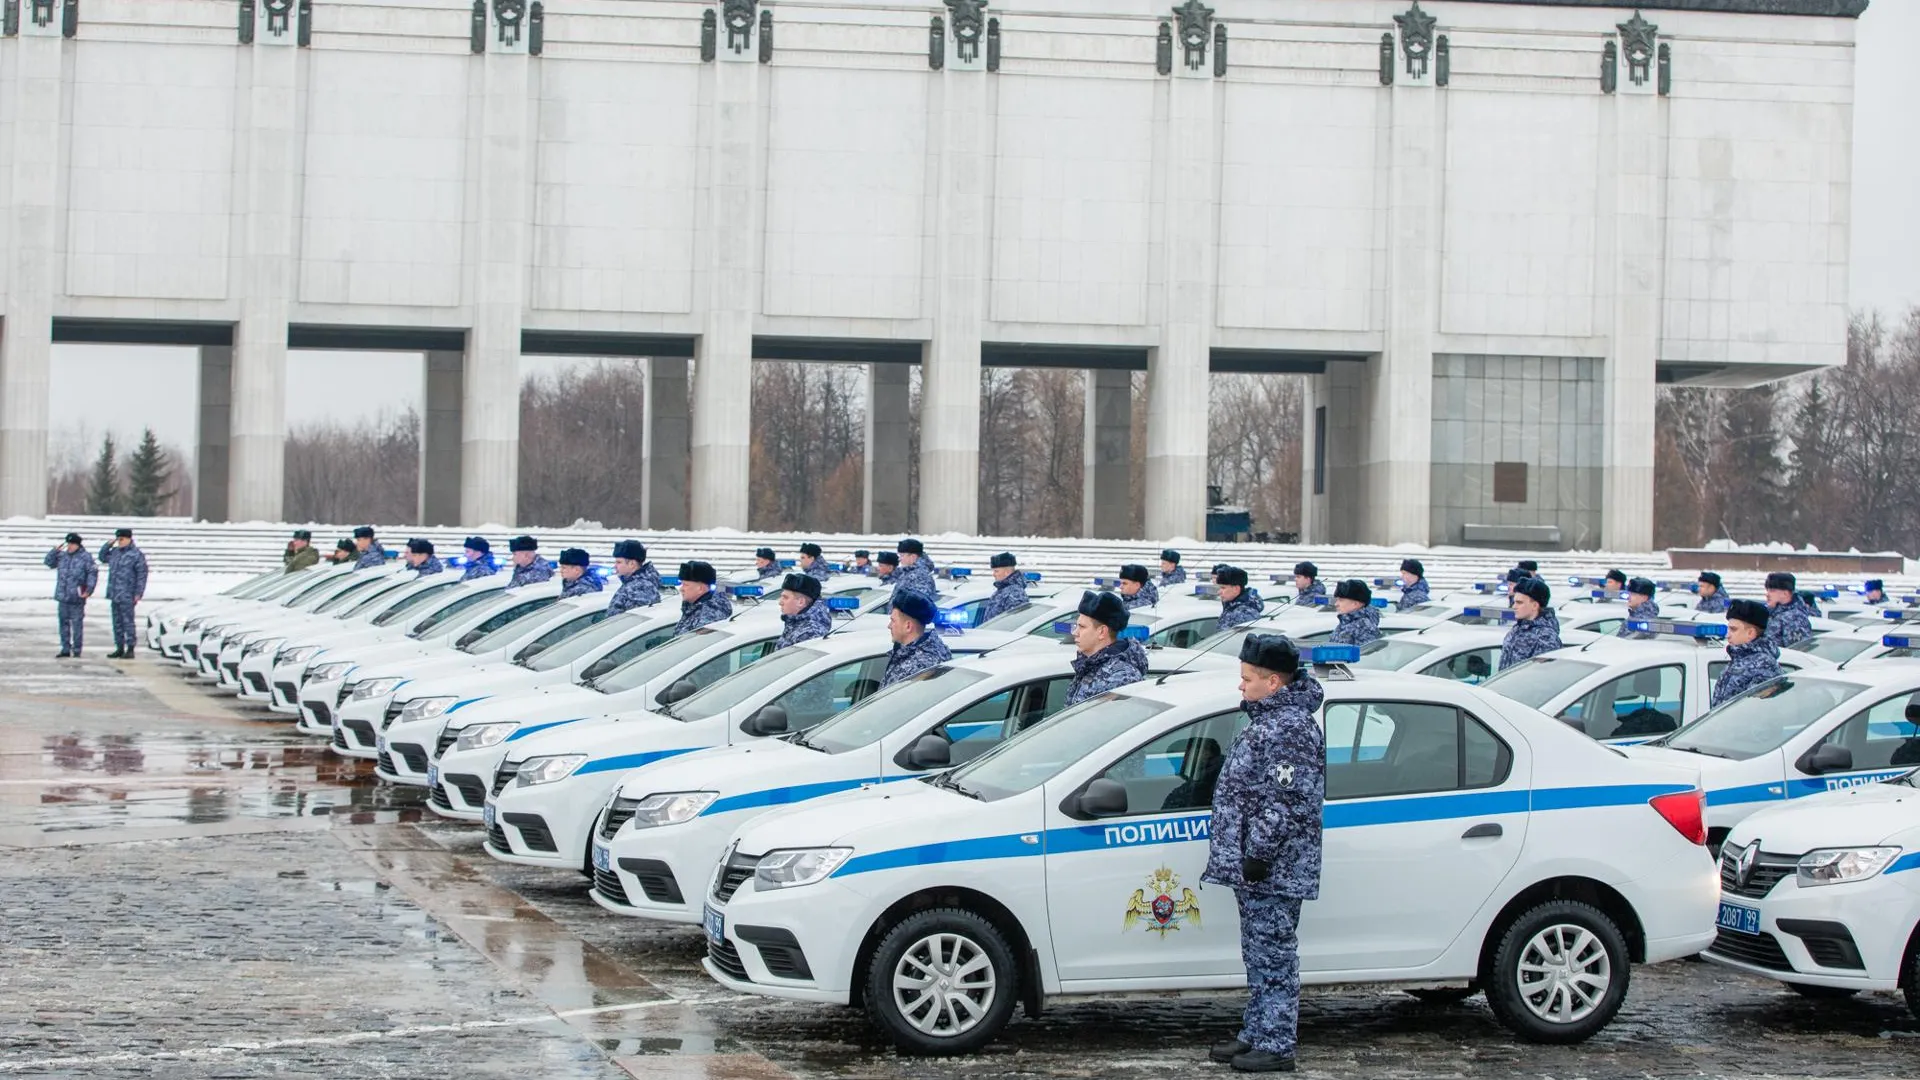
1774, 658, 1920, 691
1549, 635, 1717, 664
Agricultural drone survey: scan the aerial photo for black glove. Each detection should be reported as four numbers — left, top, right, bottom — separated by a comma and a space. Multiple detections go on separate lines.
1242, 857, 1271, 884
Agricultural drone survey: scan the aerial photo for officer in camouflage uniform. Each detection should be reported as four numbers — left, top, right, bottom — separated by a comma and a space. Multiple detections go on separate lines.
1290, 562, 1327, 606
1599, 568, 1627, 603
507, 536, 554, 588
97, 528, 149, 659
1499, 577, 1563, 670
1329, 579, 1381, 646
849, 550, 874, 576
1159, 549, 1187, 587
1711, 599, 1781, 708
1396, 559, 1430, 611
1862, 579, 1891, 606
873, 550, 899, 583
892, 539, 939, 604
557, 548, 603, 598
1203, 633, 1325, 1074
981, 552, 1030, 622
1694, 571, 1730, 615
351, 526, 388, 569
461, 536, 500, 580
880, 591, 951, 688
752, 548, 782, 581
327, 538, 356, 564
1216, 566, 1263, 631
1763, 571, 1815, 648
776, 573, 833, 648
283, 529, 319, 574
674, 561, 733, 635
607, 540, 662, 614
44, 532, 98, 659
403, 538, 444, 577
1115, 564, 1159, 610
797, 543, 832, 583
1617, 577, 1660, 636
1064, 590, 1148, 705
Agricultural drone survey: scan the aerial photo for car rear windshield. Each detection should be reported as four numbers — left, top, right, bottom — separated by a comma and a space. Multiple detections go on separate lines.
1662, 677, 1869, 760
1480, 657, 1603, 710
1788, 636, 1875, 664
940, 693, 1170, 802
1354, 638, 1437, 671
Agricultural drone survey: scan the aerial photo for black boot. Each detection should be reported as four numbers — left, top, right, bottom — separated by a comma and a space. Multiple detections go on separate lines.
108, 648, 125, 659
1231, 1050, 1296, 1073
1210, 1040, 1250, 1064
55, 651, 71, 659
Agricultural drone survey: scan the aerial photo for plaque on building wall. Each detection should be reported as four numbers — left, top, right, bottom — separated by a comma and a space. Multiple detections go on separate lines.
1618, 10, 1657, 86
1173, 0, 1212, 72
1493, 462, 1529, 504
1393, 1, 1436, 79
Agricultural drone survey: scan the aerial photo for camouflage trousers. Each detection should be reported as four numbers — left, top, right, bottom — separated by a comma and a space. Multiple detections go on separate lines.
110, 598, 138, 651
57, 601, 87, 654
1235, 891, 1304, 1057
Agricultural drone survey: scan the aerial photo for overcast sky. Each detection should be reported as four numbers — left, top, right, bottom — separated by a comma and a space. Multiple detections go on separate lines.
51, 3, 1920, 459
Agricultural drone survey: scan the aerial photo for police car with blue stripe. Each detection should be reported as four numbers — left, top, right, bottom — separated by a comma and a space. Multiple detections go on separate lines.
187, 564, 412, 686
698, 648, 1717, 1053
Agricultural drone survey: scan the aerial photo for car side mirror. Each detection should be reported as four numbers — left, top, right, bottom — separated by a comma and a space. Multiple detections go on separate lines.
904, 734, 951, 770
656, 678, 698, 707
1798, 743, 1852, 775
745, 704, 788, 737
1076, 777, 1129, 818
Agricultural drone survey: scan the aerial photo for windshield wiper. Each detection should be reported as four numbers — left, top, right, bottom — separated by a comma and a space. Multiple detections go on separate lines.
929, 771, 983, 800
787, 731, 826, 752
1665, 744, 1729, 759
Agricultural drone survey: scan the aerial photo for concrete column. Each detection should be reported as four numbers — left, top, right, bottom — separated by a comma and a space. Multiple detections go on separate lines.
689, 28, 765, 530
1361, 32, 1443, 545
1600, 53, 1664, 551
0, 28, 64, 517
645, 356, 691, 531
919, 63, 990, 534
864, 362, 910, 534
1143, 51, 1218, 542
1299, 362, 1367, 543
1082, 368, 1132, 539
229, 25, 302, 522
461, 29, 533, 529
196, 346, 233, 522
419, 351, 464, 525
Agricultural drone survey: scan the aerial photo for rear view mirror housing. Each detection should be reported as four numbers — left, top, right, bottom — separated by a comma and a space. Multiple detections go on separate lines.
904, 734, 951, 770
744, 704, 789, 737
1075, 777, 1129, 818
1797, 743, 1853, 775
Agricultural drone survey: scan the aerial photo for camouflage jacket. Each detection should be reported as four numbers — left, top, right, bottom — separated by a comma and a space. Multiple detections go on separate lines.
462, 555, 500, 581
801, 560, 831, 583
1617, 599, 1660, 635
880, 630, 952, 688
1294, 580, 1328, 606
354, 546, 388, 570
1499, 608, 1564, 670
891, 562, 939, 605
509, 556, 555, 589
754, 564, 783, 581
560, 572, 605, 598
283, 545, 319, 574
606, 564, 662, 615
980, 575, 1030, 622
1202, 675, 1326, 899
1765, 597, 1815, 648
45, 547, 99, 603
1123, 580, 1159, 611
1710, 638, 1782, 709
776, 601, 833, 649
675, 589, 734, 635
1218, 589, 1264, 631
1160, 567, 1188, 586
1395, 579, 1430, 612
97, 543, 149, 601
1064, 638, 1149, 706
1694, 591, 1730, 615
1329, 605, 1382, 647
411, 555, 445, 577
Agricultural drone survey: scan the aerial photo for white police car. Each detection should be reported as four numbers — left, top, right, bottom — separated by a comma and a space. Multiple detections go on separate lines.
589, 642, 1216, 923
1622, 661, 1920, 851
482, 630, 1041, 873
1354, 625, 1523, 684
698, 652, 1716, 1052
188, 567, 403, 682
1701, 765, 1920, 1016
1789, 619, 1913, 666
195, 564, 441, 685
150, 566, 331, 657
1022, 592, 1235, 652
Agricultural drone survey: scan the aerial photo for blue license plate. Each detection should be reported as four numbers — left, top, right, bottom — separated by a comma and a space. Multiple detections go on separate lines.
483, 803, 496, 828
427, 764, 439, 788
593, 844, 611, 873
1716, 901, 1761, 935
703, 904, 724, 945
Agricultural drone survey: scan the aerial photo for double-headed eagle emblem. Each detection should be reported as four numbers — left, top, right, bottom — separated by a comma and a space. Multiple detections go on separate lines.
1124, 866, 1202, 936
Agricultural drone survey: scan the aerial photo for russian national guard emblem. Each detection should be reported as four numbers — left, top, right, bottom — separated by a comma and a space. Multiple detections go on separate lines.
1123, 866, 1201, 936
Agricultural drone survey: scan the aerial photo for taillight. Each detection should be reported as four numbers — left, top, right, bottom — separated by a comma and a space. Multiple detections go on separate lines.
1649, 789, 1707, 846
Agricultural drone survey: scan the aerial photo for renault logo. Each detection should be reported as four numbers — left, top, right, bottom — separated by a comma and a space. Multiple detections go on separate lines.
1734, 840, 1760, 888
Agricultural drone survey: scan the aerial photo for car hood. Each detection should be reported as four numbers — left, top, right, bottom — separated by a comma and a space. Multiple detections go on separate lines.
500, 709, 685, 764
441, 685, 607, 729
613, 738, 868, 806
1732, 776, 1920, 850
726, 778, 995, 862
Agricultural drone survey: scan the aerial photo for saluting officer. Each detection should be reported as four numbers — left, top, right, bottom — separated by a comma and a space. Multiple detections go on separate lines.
507, 536, 554, 587
1694, 571, 1729, 614
797, 543, 832, 583
1329, 579, 1380, 646
44, 532, 98, 659
557, 548, 603, 597
753, 547, 782, 581
981, 552, 1030, 622
403, 539, 443, 576
283, 529, 319, 574
351, 526, 387, 569
1290, 562, 1326, 606
881, 591, 951, 687
674, 561, 733, 634
1396, 559, 1430, 611
98, 528, 148, 659
776, 573, 832, 648
1763, 572, 1815, 647
1499, 577, 1563, 670
1216, 566, 1263, 630
607, 540, 662, 614
326, 538, 357, 564
462, 536, 500, 580
1203, 633, 1325, 1074
1116, 564, 1159, 610
1618, 577, 1659, 635
1159, 549, 1187, 586
1712, 600, 1781, 708
1065, 590, 1148, 705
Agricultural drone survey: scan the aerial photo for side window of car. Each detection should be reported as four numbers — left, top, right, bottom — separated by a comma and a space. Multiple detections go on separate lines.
1324, 701, 1512, 800
1022, 676, 1077, 731
582, 629, 677, 680
683, 640, 777, 691
1584, 618, 1624, 636
521, 611, 607, 659
1818, 693, 1920, 771
1087, 711, 1248, 816
769, 656, 887, 731
1559, 665, 1684, 740
929, 686, 1029, 767
1419, 648, 1497, 684
1150, 618, 1221, 650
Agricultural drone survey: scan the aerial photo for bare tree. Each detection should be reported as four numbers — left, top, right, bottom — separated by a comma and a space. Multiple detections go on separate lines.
747, 361, 867, 532
518, 360, 649, 527
283, 410, 421, 525
976, 368, 1086, 537
1208, 374, 1304, 537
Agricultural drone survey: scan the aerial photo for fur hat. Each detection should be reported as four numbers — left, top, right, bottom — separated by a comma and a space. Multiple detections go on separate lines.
755, 547, 777, 561
1517, 560, 1540, 575
1119, 564, 1151, 584
63, 532, 82, 545
334, 538, 355, 553
1293, 561, 1318, 579
1400, 558, 1424, 577
990, 552, 1017, 569
1605, 569, 1627, 586
1215, 565, 1249, 588
558, 547, 590, 568
1160, 549, 1181, 565
1765, 571, 1797, 592
1865, 579, 1885, 593
853, 549, 871, 560
678, 560, 717, 585
352, 526, 376, 540
1727, 598, 1770, 629
114, 527, 133, 539
1697, 571, 1721, 588
893, 590, 937, 626
406, 538, 434, 556
799, 542, 823, 559
781, 572, 821, 601
1078, 589, 1129, 634
1506, 568, 1530, 585
611, 539, 646, 562
1516, 577, 1553, 607
1238, 633, 1300, 675
1626, 577, 1656, 600
509, 535, 538, 553
291, 529, 312, 541
877, 551, 899, 567
464, 536, 490, 554
897, 538, 925, 556
1334, 579, 1372, 604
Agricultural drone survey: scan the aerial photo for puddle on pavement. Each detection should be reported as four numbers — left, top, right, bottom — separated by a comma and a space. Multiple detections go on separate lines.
26, 732, 356, 780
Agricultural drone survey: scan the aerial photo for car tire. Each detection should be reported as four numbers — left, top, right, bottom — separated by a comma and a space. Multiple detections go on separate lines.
1785, 983, 1859, 1000
1903, 938, 1920, 1021
1406, 986, 1479, 1005
864, 907, 1020, 1056
1482, 900, 1631, 1044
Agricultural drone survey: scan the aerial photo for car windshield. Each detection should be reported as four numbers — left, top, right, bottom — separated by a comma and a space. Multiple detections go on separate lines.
327, 578, 413, 617
802, 667, 991, 754
1354, 637, 1438, 671
279, 573, 360, 609
1661, 677, 1869, 760
405, 589, 516, 638
667, 645, 828, 722
357, 580, 457, 624
226, 570, 289, 598
1788, 636, 1875, 664
310, 576, 396, 614
1190, 623, 1262, 657
459, 606, 564, 654
1480, 656, 1605, 710
518, 611, 653, 671
977, 603, 1052, 632
939, 693, 1171, 802
588, 628, 744, 695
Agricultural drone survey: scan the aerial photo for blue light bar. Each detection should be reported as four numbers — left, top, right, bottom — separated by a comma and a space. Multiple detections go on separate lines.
1370, 598, 1389, 608
446, 556, 468, 568
1625, 619, 1727, 639
1119, 625, 1149, 641
1094, 576, 1122, 588
1460, 607, 1517, 622
1887, 610, 1908, 621
1655, 580, 1701, 594
659, 576, 680, 587
935, 607, 972, 631
728, 584, 765, 599
1567, 575, 1604, 587
1809, 587, 1840, 599
826, 596, 861, 612
1473, 582, 1504, 593
1310, 644, 1361, 665
1884, 635, 1913, 649
1193, 584, 1222, 599
1023, 571, 1043, 582
1296, 595, 1330, 607
1051, 621, 1075, 635
943, 567, 972, 579
778, 558, 797, 568
827, 563, 847, 573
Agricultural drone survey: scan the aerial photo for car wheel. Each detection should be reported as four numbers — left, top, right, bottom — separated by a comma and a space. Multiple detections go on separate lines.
864, 907, 1020, 1056
1483, 900, 1630, 1044
1785, 983, 1859, 1000
1903, 937, 1920, 1021
1406, 986, 1479, 1005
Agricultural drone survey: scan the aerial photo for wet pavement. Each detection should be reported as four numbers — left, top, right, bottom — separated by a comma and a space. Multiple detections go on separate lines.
2, 612, 1916, 1078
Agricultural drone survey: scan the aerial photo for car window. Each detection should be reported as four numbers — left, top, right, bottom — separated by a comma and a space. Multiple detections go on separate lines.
1816, 693, 1920, 771
1419, 647, 1498, 685
1788, 636, 1875, 664
1150, 617, 1220, 650
669, 645, 824, 721
805, 667, 992, 754
1580, 618, 1625, 636
681, 638, 779, 691
450, 597, 559, 647
460, 603, 589, 653
975, 602, 1039, 631
510, 610, 611, 663
1558, 665, 1685, 740
1481, 657, 1604, 710
405, 590, 515, 637
762, 656, 891, 731
319, 576, 409, 615
1665, 677, 1869, 760
1354, 638, 1436, 672
1084, 710, 1246, 815
520, 612, 651, 671
1323, 701, 1512, 800
943, 694, 1172, 802
575, 627, 678, 680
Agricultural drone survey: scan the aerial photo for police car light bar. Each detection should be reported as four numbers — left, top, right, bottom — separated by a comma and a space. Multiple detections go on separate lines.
1296, 595, 1330, 606
1193, 584, 1223, 599
1051, 621, 1075, 635
1023, 571, 1043, 582
1625, 619, 1727, 639
1473, 582, 1505, 593
1309, 644, 1361, 665
935, 607, 971, 631
778, 559, 797, 568
1884, 635, 1913, 649
1655, 580, 1702, 594
1460, 607, 1517, 622
659, 576, 680, 587
1567, 576, 1604, 587
827, 563, 847, 573
1810, 587, 1841, 599
445, 556, 467, 568
1094, 576, 1122, 588
1119, 626, 1149, 641
727, 584, 765, 599
826, 596, 861, 612
942, 567, 973, 579
1370, 598, 1389, 608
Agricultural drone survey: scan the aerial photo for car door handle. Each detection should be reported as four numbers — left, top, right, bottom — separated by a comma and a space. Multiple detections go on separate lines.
1461, 823, 1503, 840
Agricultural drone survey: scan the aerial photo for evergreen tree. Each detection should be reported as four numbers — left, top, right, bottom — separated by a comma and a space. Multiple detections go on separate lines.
125, 427, 174, 517
85, 435, 121, 516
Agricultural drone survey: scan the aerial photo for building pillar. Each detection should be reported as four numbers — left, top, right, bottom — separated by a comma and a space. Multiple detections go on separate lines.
864, 362, 910, 534
419, 351, 464, 526
1601, 30, 1663, 552
689, 18, 764, 530
0, 25, 64, 517
195, 346, 233, 522
461, 13, 533, 529
1142, 26, 1219, 543
1300, 362, 1367, 544
1083, 368, 1132, 539
645, 356, 691, 531
919, 60, 990, 534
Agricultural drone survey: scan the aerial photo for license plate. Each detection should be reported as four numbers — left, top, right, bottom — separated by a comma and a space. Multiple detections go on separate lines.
483, 803, 496, 828
593, 844, 612, 873
703, 904, 725, 945
1717, 901, 1762, 936
427, 764, 439, 788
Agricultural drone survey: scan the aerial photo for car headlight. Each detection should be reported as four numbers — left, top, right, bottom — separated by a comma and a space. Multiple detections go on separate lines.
515, 754, 589, 787
626, 791, 718, 829
243, 638, 282, 658
278, 646, 321, 666
351, 677, 404, 700
183, 617, 203, 631
454, 722, 517, 752
400, 696, 460, 722
309, 662, 355, 682
1797, 847, 1901, 887
753, 847, 853, 890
